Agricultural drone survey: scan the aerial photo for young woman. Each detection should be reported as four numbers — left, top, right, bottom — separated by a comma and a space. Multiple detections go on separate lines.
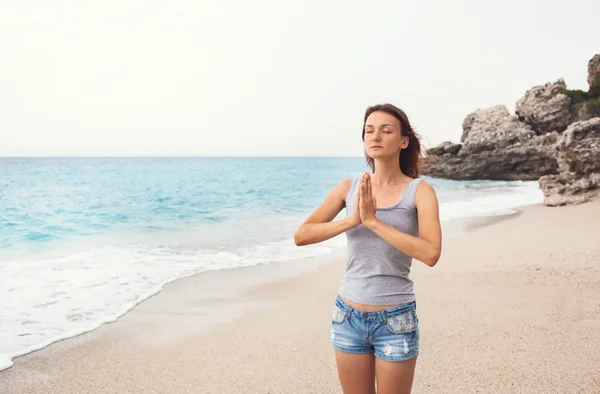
294, 103, 442, 394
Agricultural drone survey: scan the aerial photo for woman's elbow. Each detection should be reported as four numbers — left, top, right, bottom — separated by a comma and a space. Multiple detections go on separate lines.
423, 248, 441, 267
294, 235, 305, 246
294, 228, 307, 246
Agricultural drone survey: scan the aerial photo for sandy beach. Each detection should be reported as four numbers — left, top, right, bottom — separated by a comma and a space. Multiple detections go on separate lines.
2, 200, 600, 394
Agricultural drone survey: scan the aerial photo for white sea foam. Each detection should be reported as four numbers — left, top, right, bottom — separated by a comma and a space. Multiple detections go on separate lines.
0, 222, 345, 371
437, 180, 544, 221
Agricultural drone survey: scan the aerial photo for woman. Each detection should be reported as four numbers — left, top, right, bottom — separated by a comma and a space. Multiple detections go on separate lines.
294, 103, 442, 394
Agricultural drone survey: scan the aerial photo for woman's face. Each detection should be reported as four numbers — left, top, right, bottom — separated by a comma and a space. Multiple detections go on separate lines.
363, 111, 408, 159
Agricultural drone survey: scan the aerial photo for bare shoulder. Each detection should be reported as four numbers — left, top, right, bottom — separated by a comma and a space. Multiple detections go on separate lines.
416, 179, 436, 193
415, 179, 439, 208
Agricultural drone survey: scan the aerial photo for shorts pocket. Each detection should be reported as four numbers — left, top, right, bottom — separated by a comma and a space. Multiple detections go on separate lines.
332, 304, 347, 323
386, 310, 416, 334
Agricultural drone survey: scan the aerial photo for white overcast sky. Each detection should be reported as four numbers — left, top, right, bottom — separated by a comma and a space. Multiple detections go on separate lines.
0, 0, 598, 157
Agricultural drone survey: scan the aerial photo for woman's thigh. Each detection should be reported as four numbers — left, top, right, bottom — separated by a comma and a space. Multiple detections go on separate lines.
375, 356, 417, 394
334, 350, 376, 394
369, 302, 420, 393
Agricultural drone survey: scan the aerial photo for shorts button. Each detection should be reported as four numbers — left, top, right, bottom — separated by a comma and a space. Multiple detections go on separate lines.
362, 313, 368, 318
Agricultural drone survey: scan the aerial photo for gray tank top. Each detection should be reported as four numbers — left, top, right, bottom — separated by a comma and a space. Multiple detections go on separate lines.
338, 175, 423, 306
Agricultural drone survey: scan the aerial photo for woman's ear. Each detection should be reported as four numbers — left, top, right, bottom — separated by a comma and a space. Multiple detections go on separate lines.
401, 136, 409, 149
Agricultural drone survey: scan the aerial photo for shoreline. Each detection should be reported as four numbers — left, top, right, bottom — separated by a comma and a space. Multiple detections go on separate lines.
0, 209, 519, 373
3, 201, 600, 392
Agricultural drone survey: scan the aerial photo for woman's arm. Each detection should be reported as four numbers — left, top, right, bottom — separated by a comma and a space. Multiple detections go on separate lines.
361, 179, 442, 267
294, 179, 360, 246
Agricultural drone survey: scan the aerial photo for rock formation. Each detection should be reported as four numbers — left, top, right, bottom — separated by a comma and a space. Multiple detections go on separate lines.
588, 54, 600, 87
539, 118, 600, 205
422, 105, 559, 180
515, 79, 572, 134
422, 54, 600, 205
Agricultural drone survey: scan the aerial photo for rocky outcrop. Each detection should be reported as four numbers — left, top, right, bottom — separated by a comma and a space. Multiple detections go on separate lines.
422, 106, 559, 180
588, 54, 600, 87
554, 118, 600, 174
539, 173, 600, 206
461, 106, 537, 153
515, 79, 572, 134
426, 141, 461, 156
423, 53, 600, 205
539, 118, 600, 205
423, 146, 558, 181
569, 101, 598, 123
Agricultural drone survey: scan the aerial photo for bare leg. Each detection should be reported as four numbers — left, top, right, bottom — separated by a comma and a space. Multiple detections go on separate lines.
334, 350, 376, 394
374, 356, 417, 394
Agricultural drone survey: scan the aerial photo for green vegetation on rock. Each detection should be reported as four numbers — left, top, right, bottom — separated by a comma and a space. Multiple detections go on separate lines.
557, 75, 600, 108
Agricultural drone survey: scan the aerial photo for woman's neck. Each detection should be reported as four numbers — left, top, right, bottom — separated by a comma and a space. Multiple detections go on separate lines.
370, 159, 409, 187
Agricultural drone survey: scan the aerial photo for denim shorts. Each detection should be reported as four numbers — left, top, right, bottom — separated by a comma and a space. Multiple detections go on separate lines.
331, 295, 420, 362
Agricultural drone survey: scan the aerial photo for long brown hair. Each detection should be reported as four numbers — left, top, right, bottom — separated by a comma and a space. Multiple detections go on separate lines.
361, 103, 422, 178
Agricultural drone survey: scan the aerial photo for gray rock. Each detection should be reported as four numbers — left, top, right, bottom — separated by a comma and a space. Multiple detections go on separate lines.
421, 54, 600, 206
554, 118, 600, 174
588, 54, 600, 87
423, 143, 558, 181
569, 101, 598, 124
422, 106, 558, 180
538, 118, 600, 205
515, 79, 572, 135
425, 141, 462, 156
459, 105, 537, 154
539, 173, 600, 206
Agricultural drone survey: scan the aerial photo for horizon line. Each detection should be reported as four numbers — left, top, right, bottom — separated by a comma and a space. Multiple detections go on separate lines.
0, 155, 366, 159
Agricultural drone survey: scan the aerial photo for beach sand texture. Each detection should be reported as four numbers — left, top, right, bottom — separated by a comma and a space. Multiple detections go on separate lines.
1, 201, 599, 394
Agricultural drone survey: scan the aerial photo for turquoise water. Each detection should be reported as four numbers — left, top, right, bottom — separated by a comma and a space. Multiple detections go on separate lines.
0, 157, 367, 250
0, 157, 543, 370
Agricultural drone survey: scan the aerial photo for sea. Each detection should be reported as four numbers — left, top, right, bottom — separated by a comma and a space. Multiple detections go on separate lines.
0, 157, 544, 370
